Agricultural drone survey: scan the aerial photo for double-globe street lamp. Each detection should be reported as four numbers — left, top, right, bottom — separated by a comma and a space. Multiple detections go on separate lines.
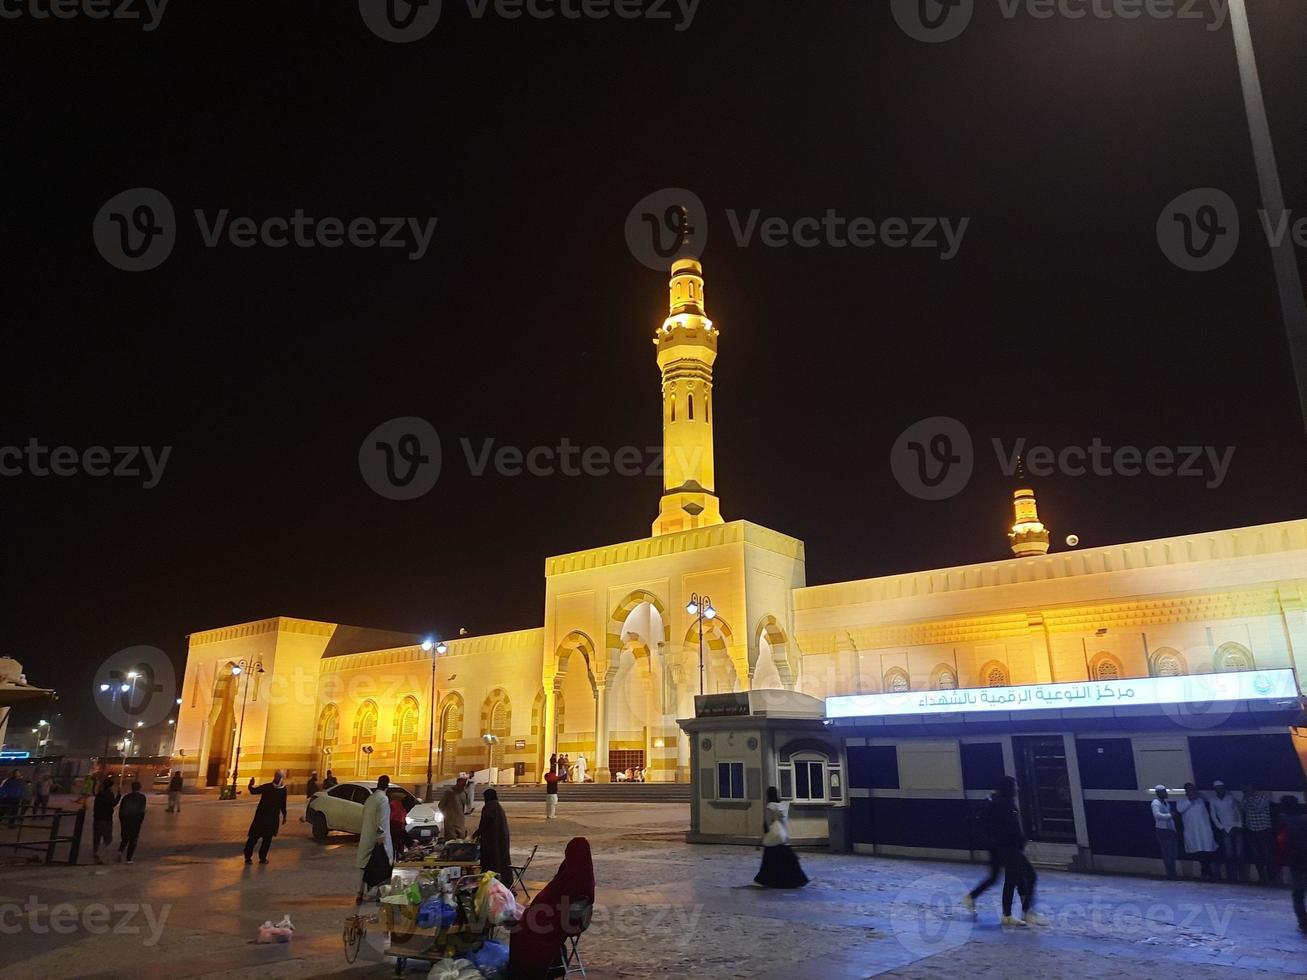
226, 659, 265, 800
686, 593, 717, 695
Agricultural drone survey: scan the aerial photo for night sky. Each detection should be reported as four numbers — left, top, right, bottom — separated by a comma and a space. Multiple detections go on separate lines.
7, 1, 1306, 749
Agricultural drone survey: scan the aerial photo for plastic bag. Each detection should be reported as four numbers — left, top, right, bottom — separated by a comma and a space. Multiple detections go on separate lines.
416, 896, 459, 929
425, 957, 481, 980
466, 939, 509, 976
255, 914, 294, 943
472, 872, 517, 925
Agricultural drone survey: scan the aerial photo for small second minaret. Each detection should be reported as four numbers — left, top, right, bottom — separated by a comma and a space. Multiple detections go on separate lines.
652, 258, 723, 536
1008, 459, 1050, 557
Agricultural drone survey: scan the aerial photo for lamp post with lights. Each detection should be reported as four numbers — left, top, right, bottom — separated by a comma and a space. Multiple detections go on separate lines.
685, 593, 717, 696
422, 638, 448, 801
226, 659, 264, 800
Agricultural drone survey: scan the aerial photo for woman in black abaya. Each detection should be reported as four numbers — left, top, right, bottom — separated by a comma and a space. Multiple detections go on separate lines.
754, 786, 809, 888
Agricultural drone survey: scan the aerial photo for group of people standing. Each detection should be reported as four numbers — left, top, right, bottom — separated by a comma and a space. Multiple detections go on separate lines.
548, 753, 586, 783
0, 768, 55, 824
1152, 781, 1294, 883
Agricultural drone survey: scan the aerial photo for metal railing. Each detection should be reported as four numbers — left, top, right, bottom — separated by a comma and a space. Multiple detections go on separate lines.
0, 803, 85, 865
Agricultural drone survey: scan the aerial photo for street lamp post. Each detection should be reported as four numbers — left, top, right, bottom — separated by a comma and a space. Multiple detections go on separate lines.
685, 593, 717, 696
1227, 0, 1307, 431
227, 659, 265, 800
421, 638, 448, 802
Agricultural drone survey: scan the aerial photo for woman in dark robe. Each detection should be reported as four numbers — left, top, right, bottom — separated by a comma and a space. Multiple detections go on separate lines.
472, 787, 512, 884
753, 786, 808, 888
243, 771, 288, 864
507, 837, 595, 980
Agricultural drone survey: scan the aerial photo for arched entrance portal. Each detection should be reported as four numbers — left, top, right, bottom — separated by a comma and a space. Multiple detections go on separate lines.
606, 592, 678, 783
202, 664, 238, 787
552, 632, 598, 778
436, 694, 464, 779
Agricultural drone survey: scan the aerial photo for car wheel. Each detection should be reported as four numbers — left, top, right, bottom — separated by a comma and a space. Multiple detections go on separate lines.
312, 811, 329, 842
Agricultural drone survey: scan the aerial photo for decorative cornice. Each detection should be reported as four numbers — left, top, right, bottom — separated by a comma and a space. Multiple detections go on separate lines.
317, 627, 545, 673
545, 520, 805, 576
795, 519, 1307, 612
190, 617, 336, 646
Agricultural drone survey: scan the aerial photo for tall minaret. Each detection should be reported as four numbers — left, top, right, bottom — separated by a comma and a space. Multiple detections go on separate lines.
652, 258, 723, 536
1008, 459, 1050, 557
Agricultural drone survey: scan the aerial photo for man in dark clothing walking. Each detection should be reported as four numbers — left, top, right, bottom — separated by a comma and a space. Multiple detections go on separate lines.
117, 782, 147, 863
92, 777, 121, 864
963, 790, 1004, 917
243, 771, 287, 864
323, 770, 338, 790
985, 776, 1045, 927
1279, 796, 1307, 934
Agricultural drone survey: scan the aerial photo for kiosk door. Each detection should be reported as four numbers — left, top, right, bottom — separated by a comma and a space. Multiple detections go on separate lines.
1013, 735, 1075, 842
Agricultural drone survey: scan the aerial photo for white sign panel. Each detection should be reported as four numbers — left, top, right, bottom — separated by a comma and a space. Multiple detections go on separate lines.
825, 668, 1300, 720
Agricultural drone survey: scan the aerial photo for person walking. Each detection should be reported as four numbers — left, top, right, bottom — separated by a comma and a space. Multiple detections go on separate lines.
439, 778, 470, 839
306, 771, 320, 798
1176, 783, 1218, 879
388, 787, 409, 854
544, 768, 560, 820
322, 770, 338, 790
1152, 785, 1179, 879
549, 753, 558, 777
77, 769, 97, 807
574, 753, 588, 784
473, 788, 512, 885
33, 770, 53, 813
92, 776, 121, 863
166, 770, 183, 813
117, 781, 147, 863
753, 787, 809, 888
243, 771, 287, 865
1277, 796, 1307, 934
1209, 780, 1244, 881
986, 776, 1044, 926
963, 789, 1005, 915
0, 770, 24, 827
356, 775, 394, 904
1241, 783, 1275, 885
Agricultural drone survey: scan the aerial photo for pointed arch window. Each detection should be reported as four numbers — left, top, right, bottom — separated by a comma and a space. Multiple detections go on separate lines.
670, 397, 676, 422
1091, 654, 1123, 681
1214, 643, 1254, 672
884, 668, 910, 694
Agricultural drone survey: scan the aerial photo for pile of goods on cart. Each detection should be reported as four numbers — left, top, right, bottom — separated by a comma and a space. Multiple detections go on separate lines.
375, 844, 522, 977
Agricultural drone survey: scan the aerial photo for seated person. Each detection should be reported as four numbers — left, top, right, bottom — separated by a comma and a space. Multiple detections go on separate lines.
507, 837, 594, 980
614, 770, 627, 782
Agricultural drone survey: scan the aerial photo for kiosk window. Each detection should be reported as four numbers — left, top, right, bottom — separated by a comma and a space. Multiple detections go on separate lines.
717, 761, 745, 800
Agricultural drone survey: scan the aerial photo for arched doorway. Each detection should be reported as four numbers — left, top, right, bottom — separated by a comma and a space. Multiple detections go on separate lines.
481, 689, 512, 771
203, 664, 239, 787
753, 616, 793, 691
315, 703, 340, 778
355, 701, 378, 779
394, 697, 419, 780
553, 632, 598, 774
683, 616, 740, 695
436, 694, 464, 779
608, 594, 671, 781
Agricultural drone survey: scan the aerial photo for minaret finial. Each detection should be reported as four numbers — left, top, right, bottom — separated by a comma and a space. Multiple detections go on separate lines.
1008, 460, 1050, 558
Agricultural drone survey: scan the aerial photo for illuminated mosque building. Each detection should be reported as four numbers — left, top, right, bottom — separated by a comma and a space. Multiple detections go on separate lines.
174, 259, 1307, 839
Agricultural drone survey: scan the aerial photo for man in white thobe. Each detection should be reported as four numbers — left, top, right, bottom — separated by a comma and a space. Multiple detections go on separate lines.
575, 753, 587, 783
355, 775, 394, 903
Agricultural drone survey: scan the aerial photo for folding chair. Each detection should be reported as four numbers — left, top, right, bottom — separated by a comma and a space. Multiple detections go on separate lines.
553, 898, 592, 978
509, 844, 539, 900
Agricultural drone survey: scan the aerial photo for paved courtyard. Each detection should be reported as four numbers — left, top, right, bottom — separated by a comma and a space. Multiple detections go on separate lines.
0, 792, 1304, 979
